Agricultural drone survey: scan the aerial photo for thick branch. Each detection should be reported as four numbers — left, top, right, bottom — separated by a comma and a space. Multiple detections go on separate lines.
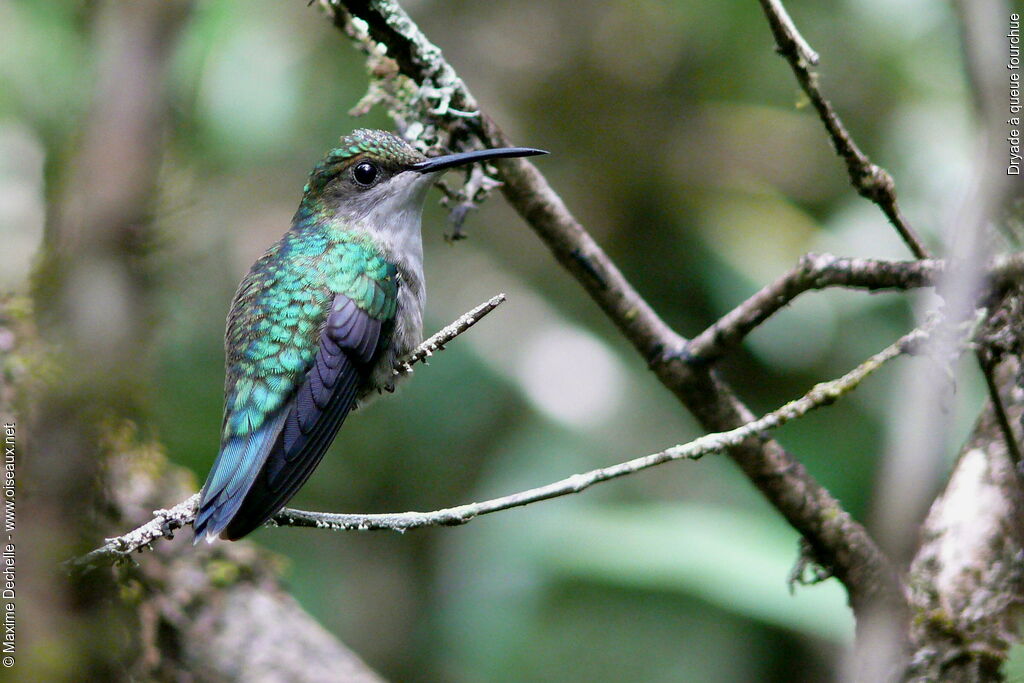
325, 0, 902, 617
94, 434, 384, 681
756, 0, 931, 259
25, 2, 191, 677
906, 356, 1024, 681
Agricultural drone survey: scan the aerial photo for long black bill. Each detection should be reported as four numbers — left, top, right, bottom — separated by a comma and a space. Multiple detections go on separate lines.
411, 146, 548, 173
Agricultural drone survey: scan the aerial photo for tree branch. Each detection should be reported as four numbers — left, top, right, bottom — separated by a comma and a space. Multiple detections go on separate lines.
392, 293, 505, 376
89, 431, 385, 680
324, 0, 903, 619
69, 493, 201, 572
687, 253, 942, 362
906, 355, 1024, 680
75, 322, 935, 566
689, 251, 1024, 363
761, 0, 820, 66
278, 324, 932, 531
976, 351, 1024, 471
756, 0, 931, 259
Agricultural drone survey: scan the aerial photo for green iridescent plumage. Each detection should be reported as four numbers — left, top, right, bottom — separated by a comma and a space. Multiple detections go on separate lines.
224, 219, 398, 439
194, 128, 547, 543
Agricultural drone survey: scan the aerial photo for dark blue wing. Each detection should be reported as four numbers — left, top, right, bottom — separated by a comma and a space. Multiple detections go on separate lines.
194, 292, 391, 543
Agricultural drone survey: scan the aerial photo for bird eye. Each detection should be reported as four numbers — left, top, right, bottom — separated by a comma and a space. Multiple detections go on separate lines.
352, 161, 379, 186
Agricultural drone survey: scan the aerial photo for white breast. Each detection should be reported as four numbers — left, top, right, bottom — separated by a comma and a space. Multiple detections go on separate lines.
346, 170, 436, 395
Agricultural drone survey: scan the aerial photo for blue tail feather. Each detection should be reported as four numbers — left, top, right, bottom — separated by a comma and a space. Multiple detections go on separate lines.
193, 409, 289, 544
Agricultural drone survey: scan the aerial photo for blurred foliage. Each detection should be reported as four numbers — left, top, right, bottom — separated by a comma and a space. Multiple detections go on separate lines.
1, 0, 998, 680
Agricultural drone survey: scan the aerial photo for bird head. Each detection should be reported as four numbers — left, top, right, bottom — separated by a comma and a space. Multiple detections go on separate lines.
300, 129, 546, 227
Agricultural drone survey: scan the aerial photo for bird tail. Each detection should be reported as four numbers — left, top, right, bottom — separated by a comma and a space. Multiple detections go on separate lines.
218, 372, 361, 541
193, 409, 289, 545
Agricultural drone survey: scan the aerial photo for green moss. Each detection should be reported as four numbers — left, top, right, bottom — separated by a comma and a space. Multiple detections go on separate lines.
118, 578, 145, 605
206, 559, 241, 587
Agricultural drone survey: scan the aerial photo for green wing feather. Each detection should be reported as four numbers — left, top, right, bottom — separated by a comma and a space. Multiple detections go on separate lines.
194, 223, 398, 542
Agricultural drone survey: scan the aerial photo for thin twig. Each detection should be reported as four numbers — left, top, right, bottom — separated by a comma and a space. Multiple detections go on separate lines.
689, 252, 1024, 363
688, 253, 942, 362
975, 351, 1024, 470
71, 295, 506, 570
393, 293, 505, 375
756, 0, 931, 260
74, 322, 931, 566
68, 494, 201, 571
277, 326, 930, 532
763, 0, 819, 65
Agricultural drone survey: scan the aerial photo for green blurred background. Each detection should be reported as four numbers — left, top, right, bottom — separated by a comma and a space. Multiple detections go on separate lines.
1, 0, 1004, 680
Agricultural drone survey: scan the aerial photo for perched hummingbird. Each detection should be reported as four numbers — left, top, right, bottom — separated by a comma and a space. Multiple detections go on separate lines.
193, 129, 546, 543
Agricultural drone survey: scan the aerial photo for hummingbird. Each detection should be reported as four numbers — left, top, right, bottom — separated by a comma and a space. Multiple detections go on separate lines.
193, 129, 546, 543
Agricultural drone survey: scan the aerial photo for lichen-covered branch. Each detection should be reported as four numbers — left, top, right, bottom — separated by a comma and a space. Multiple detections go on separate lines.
392, 293, 504, 376
278, 324, 932, 532
94, 431, 384, 681
756, 0, 931, 259
906, 357, 1024, 681
68, 493, 201, 572
24, 2, 191, 676
77, 322, 934, 566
